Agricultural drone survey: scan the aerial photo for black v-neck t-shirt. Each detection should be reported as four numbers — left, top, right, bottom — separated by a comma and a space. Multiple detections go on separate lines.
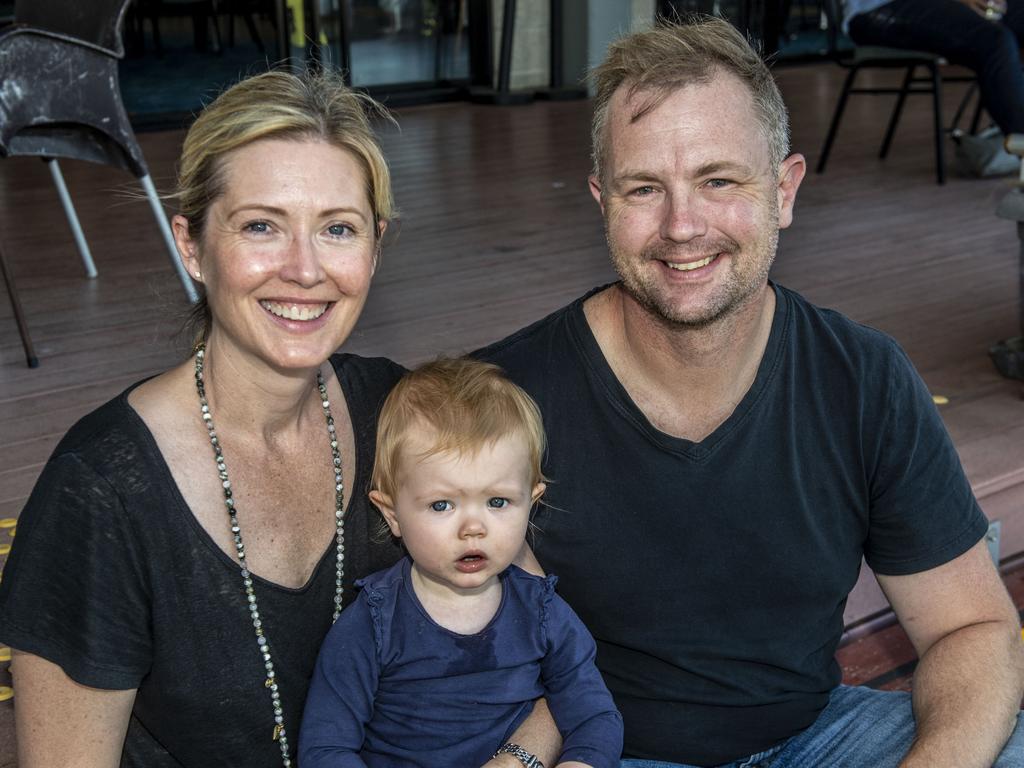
477, 283, 986, 765
0, 354, 405, 767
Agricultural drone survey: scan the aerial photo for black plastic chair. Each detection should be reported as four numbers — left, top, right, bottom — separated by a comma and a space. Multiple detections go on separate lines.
0, 0, 198, 367
815, 0, 977, 185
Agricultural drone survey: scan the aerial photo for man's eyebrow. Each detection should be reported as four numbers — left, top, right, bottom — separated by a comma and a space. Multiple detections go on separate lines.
693, 161, 754, 178
611, 170, 661, 185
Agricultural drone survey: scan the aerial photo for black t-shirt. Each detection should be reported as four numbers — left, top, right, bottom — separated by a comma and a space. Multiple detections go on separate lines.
477, 284, 987, 766
0, 354, 405, 768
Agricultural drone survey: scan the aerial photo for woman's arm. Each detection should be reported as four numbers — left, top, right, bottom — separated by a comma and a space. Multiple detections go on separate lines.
12, 651, 136, 768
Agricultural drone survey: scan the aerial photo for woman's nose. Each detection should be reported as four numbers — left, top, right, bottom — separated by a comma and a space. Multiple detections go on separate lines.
279, 235, 326, 286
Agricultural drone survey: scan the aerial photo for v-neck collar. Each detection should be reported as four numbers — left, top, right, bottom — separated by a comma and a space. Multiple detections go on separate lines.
566, 282, 791, 461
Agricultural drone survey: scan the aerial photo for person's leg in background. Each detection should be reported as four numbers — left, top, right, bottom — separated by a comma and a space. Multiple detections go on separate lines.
849, 0, 1024, 135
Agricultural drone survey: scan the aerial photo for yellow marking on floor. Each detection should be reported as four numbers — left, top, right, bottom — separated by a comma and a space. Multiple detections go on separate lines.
0, 687, 12, 702
0, 647, 9, 662
0, 518, 15, 528
932, 395, 949, 405
0, 544, 10, 555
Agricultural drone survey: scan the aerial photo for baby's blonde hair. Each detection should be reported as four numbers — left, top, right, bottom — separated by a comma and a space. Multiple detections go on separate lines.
372, 358, 546, 499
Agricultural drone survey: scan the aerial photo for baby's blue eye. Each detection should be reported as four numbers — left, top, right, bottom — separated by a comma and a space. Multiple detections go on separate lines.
487, 497, 510, 509
430, 500, 453, 512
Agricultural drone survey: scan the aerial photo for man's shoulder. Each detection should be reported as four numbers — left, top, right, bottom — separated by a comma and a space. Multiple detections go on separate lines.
474, 285, 608, 371
778, 284, 906, 363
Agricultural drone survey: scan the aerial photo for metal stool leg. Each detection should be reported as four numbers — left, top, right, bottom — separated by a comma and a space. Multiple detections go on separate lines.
0, 242, 39, 368
46, 158, 98, 278
880, 65, 914, 160
139, 174, 199, 303
817, 66, 859, 174
930, 64, 946, 185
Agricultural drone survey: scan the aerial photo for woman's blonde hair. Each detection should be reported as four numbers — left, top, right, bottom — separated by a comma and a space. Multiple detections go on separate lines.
177, 68, 395, 347
372, 358, 547, 500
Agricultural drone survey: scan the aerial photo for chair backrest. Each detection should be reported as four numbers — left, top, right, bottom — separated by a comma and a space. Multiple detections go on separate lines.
14, 0, 129, 55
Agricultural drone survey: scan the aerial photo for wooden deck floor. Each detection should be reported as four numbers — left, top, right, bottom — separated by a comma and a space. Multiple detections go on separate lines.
1, 61, 1023, 763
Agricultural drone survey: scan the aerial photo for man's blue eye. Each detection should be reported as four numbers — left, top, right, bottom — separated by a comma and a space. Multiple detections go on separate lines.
487, 497, 509, 509
245, 221, 270, 233
430, 500, 452, 512
706, 179, 730, 189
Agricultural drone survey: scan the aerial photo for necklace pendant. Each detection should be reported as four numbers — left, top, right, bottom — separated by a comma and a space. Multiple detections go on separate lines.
273, 723, 283, 741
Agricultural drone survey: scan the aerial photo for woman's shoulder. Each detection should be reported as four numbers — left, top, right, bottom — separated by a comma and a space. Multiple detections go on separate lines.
329, 353, 405, 407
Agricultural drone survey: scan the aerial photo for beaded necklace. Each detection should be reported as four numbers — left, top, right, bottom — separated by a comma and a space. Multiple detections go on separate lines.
193, 345, 345, 767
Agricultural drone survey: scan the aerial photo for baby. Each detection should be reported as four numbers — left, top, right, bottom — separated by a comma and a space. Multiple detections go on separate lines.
299, 358, 623, 767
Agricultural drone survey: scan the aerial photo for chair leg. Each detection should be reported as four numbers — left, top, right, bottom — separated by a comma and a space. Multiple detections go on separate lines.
817, 66, 859, 175
880, 65, 914, 160
139, 174, 199, 304
929, 64, 946, 185
950, 81, 977, 135
969, 93, 985, 135
0, 242, 39, 368
46, 159, 98, 279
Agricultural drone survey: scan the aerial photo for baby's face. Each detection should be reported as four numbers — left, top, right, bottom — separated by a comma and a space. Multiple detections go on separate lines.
374, 427, 544, 599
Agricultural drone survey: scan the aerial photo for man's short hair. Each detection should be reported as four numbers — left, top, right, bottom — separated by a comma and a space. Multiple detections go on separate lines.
590, 16, 791, 183
372, 358, 546, 498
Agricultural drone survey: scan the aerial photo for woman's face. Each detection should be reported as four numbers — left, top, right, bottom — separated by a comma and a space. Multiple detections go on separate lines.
174, 137, 382, 372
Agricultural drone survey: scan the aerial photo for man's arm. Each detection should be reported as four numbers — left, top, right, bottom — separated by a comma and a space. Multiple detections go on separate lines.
876, 539, 1024, 768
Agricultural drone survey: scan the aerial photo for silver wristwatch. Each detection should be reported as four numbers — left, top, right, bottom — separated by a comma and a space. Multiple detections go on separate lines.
493, 742, 545, 768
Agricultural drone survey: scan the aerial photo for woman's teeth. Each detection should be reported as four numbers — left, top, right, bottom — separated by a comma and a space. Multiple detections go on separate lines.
260, 301, 328, 321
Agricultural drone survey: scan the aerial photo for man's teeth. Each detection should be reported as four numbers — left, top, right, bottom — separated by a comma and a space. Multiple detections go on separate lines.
666, 254, 717, 271
260, 301, 328, 321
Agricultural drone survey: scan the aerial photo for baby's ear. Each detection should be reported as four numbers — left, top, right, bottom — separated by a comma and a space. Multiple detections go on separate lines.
368, 490, 401, 538
531, 482, 546, 506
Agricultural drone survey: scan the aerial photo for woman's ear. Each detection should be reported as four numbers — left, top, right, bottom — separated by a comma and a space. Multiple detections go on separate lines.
172, 215, 201, 282
368, 490, 401, 538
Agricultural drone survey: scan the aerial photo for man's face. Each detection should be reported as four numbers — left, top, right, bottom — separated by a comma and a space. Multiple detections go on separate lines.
590, 72, 804, 329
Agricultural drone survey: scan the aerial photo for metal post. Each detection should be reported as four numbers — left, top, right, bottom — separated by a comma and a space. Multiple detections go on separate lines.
46, 159, 98, 279
0, 242, 38, 367
139, 174, 199, 304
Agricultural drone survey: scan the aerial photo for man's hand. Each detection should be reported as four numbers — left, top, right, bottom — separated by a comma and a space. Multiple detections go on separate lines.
956, 0, 1008, 18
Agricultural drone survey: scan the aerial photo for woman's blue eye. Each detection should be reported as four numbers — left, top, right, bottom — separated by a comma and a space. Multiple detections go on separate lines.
244, 221, 270, 234
430, 500, 453, 512
487, 497, 510, 509
327, 224, 352, 237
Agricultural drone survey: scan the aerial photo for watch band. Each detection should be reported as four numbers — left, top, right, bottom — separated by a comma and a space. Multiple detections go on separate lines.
493, 742, 545, 768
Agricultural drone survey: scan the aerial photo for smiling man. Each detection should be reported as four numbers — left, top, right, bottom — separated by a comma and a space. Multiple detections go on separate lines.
477, 16, 1024, 768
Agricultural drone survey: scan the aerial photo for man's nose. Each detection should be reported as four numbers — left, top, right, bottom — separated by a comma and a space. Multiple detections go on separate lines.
279, 234, 326, 287
660, 190, 708, 243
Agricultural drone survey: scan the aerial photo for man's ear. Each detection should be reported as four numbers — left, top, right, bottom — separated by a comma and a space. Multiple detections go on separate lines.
588, 175, 606, 215
776, 153, 806, 230
172, 215, 202, 282
368, 490, 401, 537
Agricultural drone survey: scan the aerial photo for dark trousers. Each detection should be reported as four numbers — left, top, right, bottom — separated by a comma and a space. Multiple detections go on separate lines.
849, 0, 1024, 134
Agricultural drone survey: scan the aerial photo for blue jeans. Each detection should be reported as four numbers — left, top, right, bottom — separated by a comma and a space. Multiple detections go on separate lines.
848, 0, 1024, 135
620, 685, 1024, 767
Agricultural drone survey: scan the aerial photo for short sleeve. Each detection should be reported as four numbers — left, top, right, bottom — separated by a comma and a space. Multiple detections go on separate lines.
864, 346, 988, 575
0, 452, 153, 689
